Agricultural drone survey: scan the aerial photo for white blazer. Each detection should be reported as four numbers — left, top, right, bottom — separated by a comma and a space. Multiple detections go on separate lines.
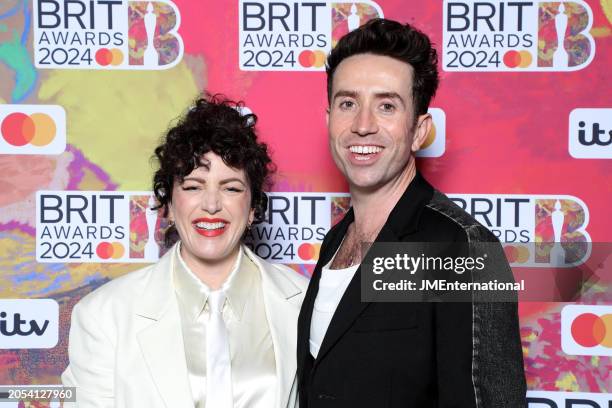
62, 245, 308, 408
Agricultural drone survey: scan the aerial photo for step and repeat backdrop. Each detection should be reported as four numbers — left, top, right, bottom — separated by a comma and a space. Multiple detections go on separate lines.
0, 0, 610, 405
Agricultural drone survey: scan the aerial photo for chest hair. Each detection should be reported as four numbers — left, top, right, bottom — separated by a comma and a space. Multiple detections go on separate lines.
330, 223, 377, 269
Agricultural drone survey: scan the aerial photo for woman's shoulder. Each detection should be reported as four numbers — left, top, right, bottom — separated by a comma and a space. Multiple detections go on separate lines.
268, 262, 310, 290
245, 247, 309, 291
78, 245, 177, 311
75, 262, 159, 313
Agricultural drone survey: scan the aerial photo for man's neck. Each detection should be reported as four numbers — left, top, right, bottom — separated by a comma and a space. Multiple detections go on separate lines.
349, 164, 417, 237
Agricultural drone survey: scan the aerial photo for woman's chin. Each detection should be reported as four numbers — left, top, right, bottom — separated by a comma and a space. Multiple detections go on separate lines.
185, 242, 241, 265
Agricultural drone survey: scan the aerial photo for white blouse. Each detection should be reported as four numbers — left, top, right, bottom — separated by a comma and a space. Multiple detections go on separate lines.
173, 244, 276, 407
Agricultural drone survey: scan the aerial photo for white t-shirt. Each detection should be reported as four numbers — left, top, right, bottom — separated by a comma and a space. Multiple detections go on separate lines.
309, 259, 359, 359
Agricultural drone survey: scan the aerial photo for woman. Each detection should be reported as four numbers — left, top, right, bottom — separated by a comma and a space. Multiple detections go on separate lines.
62, 95, 308, 408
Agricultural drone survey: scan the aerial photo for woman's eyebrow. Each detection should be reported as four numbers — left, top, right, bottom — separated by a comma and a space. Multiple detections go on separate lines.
219, 177, 247, 185
182, 176, 205, 183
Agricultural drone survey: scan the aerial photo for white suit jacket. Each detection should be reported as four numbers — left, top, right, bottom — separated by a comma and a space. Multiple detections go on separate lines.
62, 245, 308, 408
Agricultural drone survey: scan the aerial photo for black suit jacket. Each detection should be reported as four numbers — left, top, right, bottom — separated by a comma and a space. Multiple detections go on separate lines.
297, 173, 526, 408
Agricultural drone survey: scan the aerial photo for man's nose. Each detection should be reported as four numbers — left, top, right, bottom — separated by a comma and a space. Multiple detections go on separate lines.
350, 106, 378, 136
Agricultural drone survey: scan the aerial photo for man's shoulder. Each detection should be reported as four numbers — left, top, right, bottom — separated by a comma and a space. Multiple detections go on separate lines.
420, 190, 499, 243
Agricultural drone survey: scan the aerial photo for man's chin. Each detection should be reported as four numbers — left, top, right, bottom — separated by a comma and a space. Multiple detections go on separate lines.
348, 177, 385, 193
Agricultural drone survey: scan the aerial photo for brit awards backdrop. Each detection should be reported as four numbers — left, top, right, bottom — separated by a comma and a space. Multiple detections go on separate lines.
0, 0, 610, 405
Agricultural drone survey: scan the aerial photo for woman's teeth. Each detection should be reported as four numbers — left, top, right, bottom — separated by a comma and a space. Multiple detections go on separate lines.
195, 222, 225, 230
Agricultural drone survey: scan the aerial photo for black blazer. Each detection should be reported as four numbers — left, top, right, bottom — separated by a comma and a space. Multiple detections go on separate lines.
297, 173, 526, 408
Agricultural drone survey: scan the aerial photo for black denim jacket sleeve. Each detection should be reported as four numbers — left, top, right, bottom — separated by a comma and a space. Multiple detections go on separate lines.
428, 193, 527, 408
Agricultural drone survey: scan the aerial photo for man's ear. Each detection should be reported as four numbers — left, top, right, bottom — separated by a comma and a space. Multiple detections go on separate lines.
326, 107, 330, 127
411, 113, 433, 152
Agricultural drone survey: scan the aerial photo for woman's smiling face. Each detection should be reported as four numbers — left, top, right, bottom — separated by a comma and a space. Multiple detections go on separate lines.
169, 152, 253, 267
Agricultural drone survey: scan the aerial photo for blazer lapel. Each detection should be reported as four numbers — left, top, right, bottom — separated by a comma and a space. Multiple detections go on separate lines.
298, 173, 435, 380
134, 247, 193, 408
313, 222, 398, 367
298, 209, 352, 368
245, 246, 303, 408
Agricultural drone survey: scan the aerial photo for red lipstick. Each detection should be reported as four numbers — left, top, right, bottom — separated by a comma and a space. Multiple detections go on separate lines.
192, 218, 230, 237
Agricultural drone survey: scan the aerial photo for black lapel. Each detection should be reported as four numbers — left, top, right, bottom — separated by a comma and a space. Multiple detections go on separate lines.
313, 223, 397, 366
297, 209, 353, 370
312, 172, 434, 367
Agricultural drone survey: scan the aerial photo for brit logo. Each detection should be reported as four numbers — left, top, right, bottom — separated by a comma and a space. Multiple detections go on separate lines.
245, 192, 350, 263
33, 0, 184, 69
449, 194, 591, 267
239, 1, 383, 71
526, 391, 611, 407
443, 1, 595, 71
36, 191, 170, 263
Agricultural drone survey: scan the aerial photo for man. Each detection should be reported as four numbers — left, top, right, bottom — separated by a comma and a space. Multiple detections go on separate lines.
297, 18, 526, 407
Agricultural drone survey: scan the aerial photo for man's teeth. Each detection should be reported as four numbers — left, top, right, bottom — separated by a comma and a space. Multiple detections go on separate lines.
195, 222, 226, 230
349, 145, 382, 154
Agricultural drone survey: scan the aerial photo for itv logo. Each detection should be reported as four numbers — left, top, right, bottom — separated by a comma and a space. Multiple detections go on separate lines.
569, 108, 612, 159
0, 299, 59, 349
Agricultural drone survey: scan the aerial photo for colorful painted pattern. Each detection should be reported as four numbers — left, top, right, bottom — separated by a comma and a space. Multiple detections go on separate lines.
0, 0, 610, 397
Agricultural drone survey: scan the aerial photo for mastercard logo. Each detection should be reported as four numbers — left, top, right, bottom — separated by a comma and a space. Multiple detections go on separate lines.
503, 244, 530, 264
95, 48, 124, 67
298, 50, 326, 68
298, 243, 322, 261
503, 50, 533, 68
1, 112, 56, 147
570, 313, 612, 348
0, 105, 66, 154
561, 305, 612, 356
96, 242, 125, 260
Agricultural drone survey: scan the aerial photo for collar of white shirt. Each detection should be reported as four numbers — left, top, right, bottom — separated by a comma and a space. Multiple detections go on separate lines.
172, 242, 253, 322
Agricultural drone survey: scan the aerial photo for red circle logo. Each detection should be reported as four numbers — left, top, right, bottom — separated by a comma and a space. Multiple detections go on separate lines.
298, 50, 326, 68
298, 243, 321, 261
95, 48, 124, 66
96, 242, 125, 260
1, 112, 57, 147
503, 50, 533, 69
571, 313, 612, 348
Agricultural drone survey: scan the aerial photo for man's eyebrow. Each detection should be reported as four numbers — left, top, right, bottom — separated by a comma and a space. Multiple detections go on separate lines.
332, 90, 407, 108
332, 90, 358, 101
374, 91, 407, 108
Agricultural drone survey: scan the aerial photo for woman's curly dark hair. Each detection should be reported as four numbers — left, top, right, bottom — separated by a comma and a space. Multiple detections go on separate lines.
152, 94, 274, 247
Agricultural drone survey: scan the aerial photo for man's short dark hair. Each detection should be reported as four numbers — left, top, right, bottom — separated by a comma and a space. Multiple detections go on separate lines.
326, 18, 439, 116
